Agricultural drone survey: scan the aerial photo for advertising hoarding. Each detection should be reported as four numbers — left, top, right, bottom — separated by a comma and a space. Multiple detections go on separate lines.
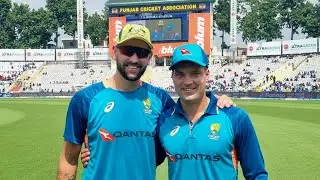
85, 48, 109, 61
0, 49, 25, 61
108, 16, 126, 57
282, 38, 318, 55
56, 49, 79, 61
109, 2, 210, 15
26, 49, 55, 61
247, 41, 282, 56
188, 13, 211, 55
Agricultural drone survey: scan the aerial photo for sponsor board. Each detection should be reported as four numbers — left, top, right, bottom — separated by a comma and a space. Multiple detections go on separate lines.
153, 42, 186, 57
282, 38, 318, 55
109, 3, 210, 15
56, 49, 80, 61
0, 49, 25, 61
108, 16, 126, 57
247, 41, 282, 56
85, 48, 109, 60
26, 49, 55, 61
188, 13, 211, 55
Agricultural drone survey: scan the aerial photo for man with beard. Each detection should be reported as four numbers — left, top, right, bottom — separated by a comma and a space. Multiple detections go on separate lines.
56, 24, 235, 180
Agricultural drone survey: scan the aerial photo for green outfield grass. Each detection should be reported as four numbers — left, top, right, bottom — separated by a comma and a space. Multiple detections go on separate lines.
0, 98, 320, 180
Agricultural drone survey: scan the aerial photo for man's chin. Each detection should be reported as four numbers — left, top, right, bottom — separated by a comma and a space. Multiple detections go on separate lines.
125, 77, 140, 81
124, 74, 142, 81
180, 94, 199, 102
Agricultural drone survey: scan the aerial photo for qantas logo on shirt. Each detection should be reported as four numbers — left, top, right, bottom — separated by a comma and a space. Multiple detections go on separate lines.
99, 128, 156, 141
99, 129, 115, 141
166, 152, 221, 162
113, 131, 156, 138
166, 151, 177, 162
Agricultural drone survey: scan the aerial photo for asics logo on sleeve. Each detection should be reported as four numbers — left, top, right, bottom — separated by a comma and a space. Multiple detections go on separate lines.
170, 126, 180, 136
104, 102, 115, 113
99, 129, 115, 141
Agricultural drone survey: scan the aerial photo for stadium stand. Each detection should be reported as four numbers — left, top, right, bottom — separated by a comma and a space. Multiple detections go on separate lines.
20, 62, 113, 93
266, 55, 320, 92
1, 54, 319, 94
0, 62, 43, 93
150, 56, 306, 92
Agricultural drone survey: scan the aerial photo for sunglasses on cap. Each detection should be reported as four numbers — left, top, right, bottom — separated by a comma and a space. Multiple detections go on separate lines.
116, 46, 151, 58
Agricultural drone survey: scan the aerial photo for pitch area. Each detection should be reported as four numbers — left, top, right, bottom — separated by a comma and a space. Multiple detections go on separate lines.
0, 98, 319, 179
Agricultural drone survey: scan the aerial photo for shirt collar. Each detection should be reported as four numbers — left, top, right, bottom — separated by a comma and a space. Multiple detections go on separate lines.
173, 91, 218, 116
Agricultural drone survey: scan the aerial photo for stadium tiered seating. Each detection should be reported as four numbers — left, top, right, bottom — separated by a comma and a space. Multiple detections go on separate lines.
0, 62, 43, 93
2, 54, 319, 93
83, 64, 115, 85
267, 55, 320, 92
142, 56, 320, 92
151, 55, 320, 92
0, 62, 23, 92
150, 67, 174, 91
207, 57, 287, 91
258, 56, 307, 90
24, 63, 113, 92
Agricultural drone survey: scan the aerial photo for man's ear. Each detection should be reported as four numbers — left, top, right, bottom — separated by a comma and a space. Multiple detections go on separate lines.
147, 52, 154, 64
112, 46, 117, 59
149, 52, 153, 59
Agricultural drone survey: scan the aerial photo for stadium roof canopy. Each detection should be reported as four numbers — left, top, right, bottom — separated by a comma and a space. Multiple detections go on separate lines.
106, 0, 215, 7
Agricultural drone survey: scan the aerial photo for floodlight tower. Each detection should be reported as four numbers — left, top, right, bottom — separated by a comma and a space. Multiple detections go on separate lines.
210, 1, 214, 64
77, 0, 84, 68
230, 0, 237, 63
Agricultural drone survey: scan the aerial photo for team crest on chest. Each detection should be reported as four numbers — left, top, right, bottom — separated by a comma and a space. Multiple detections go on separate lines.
208, 123, 221, 140
143, 98, 152, 114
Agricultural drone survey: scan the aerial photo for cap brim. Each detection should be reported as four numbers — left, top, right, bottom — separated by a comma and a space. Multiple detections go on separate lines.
169, 59, 207, 70
117, 37, 153, 50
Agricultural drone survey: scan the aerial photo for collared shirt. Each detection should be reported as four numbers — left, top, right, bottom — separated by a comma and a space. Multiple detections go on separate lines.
158, 92, 268, 180
63, 81, 175, 180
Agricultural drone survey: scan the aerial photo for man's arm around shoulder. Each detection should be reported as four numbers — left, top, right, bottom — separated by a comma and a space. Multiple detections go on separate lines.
223, 107, 268, 180
56, 141, 82, 180
236, 109, 268, 180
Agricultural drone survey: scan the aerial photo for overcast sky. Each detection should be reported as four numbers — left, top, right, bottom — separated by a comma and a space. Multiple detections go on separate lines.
13, 0, 105, 14
13, 0, 318, 14
12, 0, 319, 47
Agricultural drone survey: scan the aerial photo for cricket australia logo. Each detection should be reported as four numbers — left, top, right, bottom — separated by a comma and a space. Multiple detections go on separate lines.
143, 98, 152, 114
208, 123, 221, 140
128, 26, 146, 37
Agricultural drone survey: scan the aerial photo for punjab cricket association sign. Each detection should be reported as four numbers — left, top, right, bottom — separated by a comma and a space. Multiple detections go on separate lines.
109, 2, 210, 15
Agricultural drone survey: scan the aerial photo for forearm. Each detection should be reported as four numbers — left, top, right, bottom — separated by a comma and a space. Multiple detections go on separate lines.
57, 154, 78, 180
56, 141, 82, 180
